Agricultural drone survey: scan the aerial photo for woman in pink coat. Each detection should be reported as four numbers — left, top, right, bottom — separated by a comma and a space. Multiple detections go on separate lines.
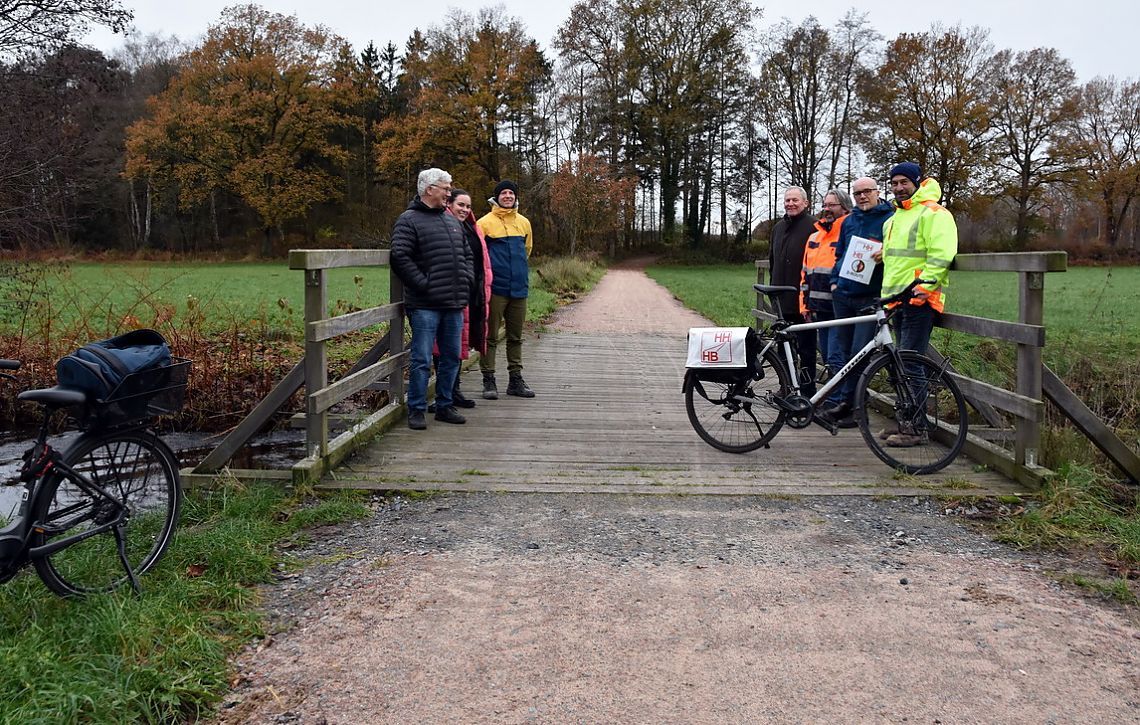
432, 188, 492, 408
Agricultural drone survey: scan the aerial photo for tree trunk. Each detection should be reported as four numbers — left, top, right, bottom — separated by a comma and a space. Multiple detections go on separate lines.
143, 179, 152, 249
210, 190, 221, 246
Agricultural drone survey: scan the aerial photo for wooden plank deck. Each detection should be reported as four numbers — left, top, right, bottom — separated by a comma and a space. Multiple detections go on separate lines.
324, 332, 1029, 497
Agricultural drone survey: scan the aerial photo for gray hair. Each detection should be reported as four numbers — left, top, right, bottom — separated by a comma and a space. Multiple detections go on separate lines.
417, 168, 452, 196
784, 186, 809, 202
824, 188, 853, 212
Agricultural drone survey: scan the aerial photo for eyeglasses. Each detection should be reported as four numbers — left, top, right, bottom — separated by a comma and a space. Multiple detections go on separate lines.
821, 202, 843, 209
429, 184, 452, 193
852, 189, 877, 197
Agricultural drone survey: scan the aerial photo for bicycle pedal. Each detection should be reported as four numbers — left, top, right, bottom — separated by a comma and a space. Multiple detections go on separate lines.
812, 414, 839, 436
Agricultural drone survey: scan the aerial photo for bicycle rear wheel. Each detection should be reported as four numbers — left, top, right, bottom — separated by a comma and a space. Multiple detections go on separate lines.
32, 430, 181, 596
854, 350, 968, 475
685, 348, 790, 453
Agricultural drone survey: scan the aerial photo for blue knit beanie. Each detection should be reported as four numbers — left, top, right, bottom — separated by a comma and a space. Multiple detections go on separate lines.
889, 162, 921, 186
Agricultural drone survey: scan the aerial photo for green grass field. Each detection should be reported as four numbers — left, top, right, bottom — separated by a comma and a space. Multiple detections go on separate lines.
2, 261, 561, 337
646, 263, 1140, 343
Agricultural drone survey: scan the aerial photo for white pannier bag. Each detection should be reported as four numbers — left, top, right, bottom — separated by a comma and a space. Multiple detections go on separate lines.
685, 327, 752, 369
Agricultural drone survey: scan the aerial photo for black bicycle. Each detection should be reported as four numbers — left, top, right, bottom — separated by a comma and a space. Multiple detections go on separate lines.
684, 277, 968, 475
0, 357, 189, 596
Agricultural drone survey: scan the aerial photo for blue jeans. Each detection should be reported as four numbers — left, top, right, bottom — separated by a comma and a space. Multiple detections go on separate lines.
809, 305, 844, 381
408, 308, 463, 412
894, 302, 938, 355
893, 302, 939, 428
829, 293, 876, 405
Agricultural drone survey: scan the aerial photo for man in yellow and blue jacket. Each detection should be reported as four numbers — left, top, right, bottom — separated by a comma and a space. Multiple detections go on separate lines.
876, 162, 958, 446
477, 180, 536, 399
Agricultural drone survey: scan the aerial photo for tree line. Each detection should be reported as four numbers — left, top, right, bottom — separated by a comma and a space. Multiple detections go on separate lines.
2, 0, 1139, 258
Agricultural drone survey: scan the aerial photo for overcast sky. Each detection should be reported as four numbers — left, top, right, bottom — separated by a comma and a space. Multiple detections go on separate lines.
85, 0, 1139, 82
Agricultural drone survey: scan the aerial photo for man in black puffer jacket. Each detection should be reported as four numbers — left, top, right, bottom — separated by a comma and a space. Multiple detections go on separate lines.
390, 168, 474, 430
768, 185, 818, 395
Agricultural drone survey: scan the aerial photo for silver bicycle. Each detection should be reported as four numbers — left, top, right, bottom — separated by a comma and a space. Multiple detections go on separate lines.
683, 277, 968, 474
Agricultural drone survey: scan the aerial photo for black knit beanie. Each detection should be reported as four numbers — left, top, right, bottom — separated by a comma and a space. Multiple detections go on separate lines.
493, 179, 519, 201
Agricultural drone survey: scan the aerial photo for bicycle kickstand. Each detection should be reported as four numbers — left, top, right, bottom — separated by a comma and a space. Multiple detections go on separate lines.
113, 525, 142, 595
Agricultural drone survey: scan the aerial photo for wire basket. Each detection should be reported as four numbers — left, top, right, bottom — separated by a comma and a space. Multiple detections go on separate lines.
81, 358, 191, 428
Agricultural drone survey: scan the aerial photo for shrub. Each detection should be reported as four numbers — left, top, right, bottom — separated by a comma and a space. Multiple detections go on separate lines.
533, 256, 600, 296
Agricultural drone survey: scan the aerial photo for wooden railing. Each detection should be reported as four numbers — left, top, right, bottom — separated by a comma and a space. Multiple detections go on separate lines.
183, 249, 407, 487
755, 251, 1140, 487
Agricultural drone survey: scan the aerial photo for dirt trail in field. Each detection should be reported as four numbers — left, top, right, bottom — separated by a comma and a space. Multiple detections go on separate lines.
214, 258, 1140, 724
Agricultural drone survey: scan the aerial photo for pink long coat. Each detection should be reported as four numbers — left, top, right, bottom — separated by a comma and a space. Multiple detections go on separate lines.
434, 209, 493, 359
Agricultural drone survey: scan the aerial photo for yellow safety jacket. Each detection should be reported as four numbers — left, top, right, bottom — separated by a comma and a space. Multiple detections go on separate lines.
881, 178, 957, 312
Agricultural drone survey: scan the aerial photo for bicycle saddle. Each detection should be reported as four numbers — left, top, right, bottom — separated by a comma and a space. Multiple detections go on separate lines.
18, 386, 88, 408
753, 283, 799, 296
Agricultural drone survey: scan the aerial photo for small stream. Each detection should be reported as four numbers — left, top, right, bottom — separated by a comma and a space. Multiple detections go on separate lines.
0, 429, 308, 518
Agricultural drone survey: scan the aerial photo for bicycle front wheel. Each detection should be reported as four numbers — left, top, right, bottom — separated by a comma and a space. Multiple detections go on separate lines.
854, 350, 968, 475
685, 348, 790, 453
32, 430, 181, 596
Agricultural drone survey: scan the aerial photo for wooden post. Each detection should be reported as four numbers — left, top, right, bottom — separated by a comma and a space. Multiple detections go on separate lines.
389, 268, 405, 408
1016, 271, 1044, 469
755, 259, 770, 326
304, 268, 328, 458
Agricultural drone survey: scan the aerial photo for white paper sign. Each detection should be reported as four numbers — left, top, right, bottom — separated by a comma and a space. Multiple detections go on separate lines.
686, 327, 750, 369
838, 235, 882, 284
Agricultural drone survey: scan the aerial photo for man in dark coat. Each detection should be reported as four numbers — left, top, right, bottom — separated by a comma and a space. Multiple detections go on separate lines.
768, 186, 818, 395
390, 168, 474, 430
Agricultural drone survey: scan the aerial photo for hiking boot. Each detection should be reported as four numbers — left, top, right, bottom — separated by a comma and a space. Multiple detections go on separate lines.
407, 410, 427, 430
482, 372, 498, 400
434, 406, 467, 424
507, 373, 535, 398
453, 383, 477, 409
885, 431, 928, 447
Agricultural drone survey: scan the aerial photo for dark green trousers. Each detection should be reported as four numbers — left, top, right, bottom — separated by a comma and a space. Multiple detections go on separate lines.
481, 294, 526, 374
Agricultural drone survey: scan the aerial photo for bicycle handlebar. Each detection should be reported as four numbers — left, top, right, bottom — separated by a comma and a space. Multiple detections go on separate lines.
0, 360, 20, 371
869, 277, 935, 311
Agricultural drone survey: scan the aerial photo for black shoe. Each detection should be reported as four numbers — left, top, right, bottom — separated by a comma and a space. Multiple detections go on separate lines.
482, 373, 498, 400
453, 387, 477, 409
408, 410, 427, 430
427, 402, 436, 414
820, 401, 851, 419
835, 413, 858, 429
434, 406, 466, 424
507, 374, 535, 398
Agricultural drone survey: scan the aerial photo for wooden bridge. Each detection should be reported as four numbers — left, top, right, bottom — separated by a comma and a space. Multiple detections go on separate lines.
182, 249, 1139, 495
322, 331, 1024, 497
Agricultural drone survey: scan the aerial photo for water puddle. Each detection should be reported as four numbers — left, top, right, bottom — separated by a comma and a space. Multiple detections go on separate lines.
1, 429, 307, 517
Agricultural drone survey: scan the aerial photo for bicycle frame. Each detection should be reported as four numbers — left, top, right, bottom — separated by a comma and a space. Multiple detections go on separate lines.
759, 307, 897, 406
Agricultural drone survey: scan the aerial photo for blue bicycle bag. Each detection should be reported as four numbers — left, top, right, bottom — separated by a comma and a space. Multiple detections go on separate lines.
56, 329, 172, 400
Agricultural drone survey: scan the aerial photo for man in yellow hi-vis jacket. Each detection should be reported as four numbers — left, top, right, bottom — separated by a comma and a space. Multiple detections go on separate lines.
873, 162, 958, 447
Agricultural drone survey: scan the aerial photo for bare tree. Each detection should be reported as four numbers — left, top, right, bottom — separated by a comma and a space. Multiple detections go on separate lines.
989, 47, 1081, 247
1060, 76, 1140, 247
0, 0, 131, 58
859, 24, 996, 207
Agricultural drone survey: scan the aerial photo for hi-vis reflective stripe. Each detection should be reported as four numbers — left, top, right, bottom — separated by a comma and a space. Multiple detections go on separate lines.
809, 290, 833, 300
802, 265, 833, 274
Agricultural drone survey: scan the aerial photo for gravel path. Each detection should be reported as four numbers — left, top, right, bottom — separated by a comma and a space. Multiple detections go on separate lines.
215, 260, 1140, 724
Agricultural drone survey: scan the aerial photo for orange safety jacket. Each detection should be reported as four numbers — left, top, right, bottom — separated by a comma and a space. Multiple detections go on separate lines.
800, 214, 847, 315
